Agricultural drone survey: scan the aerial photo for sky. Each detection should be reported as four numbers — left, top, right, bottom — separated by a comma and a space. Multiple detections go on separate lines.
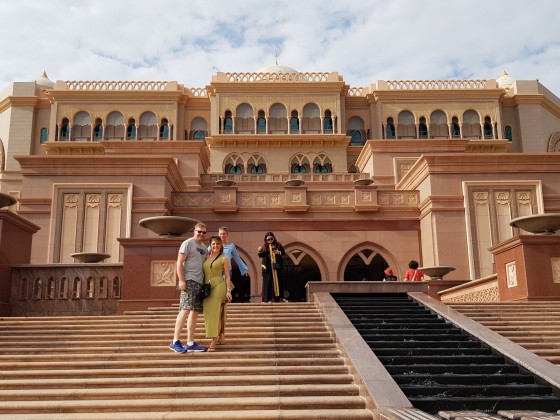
1, 0, 560, 95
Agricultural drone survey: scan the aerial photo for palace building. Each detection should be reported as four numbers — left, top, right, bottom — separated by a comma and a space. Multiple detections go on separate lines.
1, 65, 559, 315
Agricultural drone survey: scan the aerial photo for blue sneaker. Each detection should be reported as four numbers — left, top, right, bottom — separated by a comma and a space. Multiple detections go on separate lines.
185, 342, 207, 352
169, 340, 187, 353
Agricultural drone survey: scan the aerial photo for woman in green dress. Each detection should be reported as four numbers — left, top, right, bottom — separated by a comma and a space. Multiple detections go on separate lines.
203, 236, 233, 351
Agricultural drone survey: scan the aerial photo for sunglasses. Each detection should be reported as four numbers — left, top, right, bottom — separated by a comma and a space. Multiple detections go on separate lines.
266, 237, 274, 241
196, 230, 207, 234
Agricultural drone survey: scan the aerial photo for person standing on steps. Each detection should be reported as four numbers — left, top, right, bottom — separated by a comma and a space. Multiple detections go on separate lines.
203, 236, 233, 351
169, 222, 209, 353
258, 231, 285, 303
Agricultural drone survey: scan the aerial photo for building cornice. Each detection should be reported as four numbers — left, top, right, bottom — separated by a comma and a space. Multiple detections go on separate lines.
206, 134, 350, 148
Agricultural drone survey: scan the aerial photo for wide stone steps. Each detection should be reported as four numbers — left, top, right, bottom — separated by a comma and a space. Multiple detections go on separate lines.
0, 302, 373, 419
449, 301, 560, 366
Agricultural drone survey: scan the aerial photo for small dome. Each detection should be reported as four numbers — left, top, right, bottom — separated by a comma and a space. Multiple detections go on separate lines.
497, 70, 515, 88
256, 63, 298, 73
35, 70, 54, 88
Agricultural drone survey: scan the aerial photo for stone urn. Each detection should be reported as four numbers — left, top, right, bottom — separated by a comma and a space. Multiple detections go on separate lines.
353, 178, 374, 186
285, 179, 305, 186
216, 179, 236, 187
418, 266, 456, 280
509, 213, 560, 235
70, 252, 111, 263
0, 192, 17, 209
139, 216, 201, 237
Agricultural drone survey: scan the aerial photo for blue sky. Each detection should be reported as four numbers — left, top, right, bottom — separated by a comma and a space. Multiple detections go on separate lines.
1, 0, 559, 95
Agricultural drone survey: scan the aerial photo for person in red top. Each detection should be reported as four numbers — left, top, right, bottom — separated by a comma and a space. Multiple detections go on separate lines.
404, 260, 424, 281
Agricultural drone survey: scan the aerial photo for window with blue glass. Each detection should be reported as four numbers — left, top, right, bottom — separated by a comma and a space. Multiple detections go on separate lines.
127, 123, 136, 140
290, 116, 299, 133
160, 120, 169, 140
505, 126, 512, 141
349, 130, 362, 145
40, 128, 48, 144
385, 118, 395, 139
194, 130, 205, 140
257, 117, 266, 134
93, 123, 103, 141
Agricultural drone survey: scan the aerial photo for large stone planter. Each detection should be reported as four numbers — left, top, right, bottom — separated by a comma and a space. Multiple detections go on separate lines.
510, 213, 560, 235
139, 216, 200, 237
419, 266, 456, 280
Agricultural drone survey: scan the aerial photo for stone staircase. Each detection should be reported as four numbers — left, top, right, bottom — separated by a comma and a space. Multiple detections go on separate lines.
448, 301, 560, 366
0, 302, 373, 419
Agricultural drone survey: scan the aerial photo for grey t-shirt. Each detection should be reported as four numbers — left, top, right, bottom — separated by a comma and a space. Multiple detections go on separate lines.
178, 237, 208, 284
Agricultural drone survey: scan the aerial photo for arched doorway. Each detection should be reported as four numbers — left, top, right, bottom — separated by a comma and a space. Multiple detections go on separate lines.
230, 259, 251, 302
343, 248, 391, 282
283, 248, 322, 302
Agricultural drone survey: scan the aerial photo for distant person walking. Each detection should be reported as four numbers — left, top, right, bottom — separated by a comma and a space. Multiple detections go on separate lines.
383, 267, 398, 281
169, 222, 209, 353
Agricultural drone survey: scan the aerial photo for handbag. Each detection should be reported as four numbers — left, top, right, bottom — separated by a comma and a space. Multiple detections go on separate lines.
199, 283, 211, 299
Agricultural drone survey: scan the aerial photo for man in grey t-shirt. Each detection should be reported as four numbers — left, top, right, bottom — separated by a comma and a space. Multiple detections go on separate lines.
169, 222, 209, 353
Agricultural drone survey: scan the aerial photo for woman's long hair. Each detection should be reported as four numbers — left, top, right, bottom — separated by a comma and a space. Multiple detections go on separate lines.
209, 236, 224, 268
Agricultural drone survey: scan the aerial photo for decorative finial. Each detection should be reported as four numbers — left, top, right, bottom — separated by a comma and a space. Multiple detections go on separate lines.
275, 50, 278, 65
501, 69, 508, 76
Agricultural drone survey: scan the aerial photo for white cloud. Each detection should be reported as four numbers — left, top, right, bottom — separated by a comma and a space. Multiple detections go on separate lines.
1, 0, 559, 95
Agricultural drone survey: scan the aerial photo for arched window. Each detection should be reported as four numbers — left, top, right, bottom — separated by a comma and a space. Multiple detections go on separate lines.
236, 103, 254, 134
269, 103, 288, 133
224, 153, 244, 174
191, 117, 208, 140
348, 163, 358, 173
290, 111, 299, 134
223, 111, 233, 134
93, 118, 103, 141
127, 119, 136, 140
483, 116, 493, 139
257, 116, 266, 134
429, 110, 448, 138
418, 117, 428, 138
248, 154, 267, 174
347, 116, 365, 145
73, 111, 91, 141
505, 126, 512, 141
451, 117, 460, 138
462, 110, 481, 139
290, 154, 311, 174
160, 118, 169, 140
324, 110, 333, 133
302, 103, 320, 133
40, 128, 48, 144
139, 112, 157, 140
60, 119, 70, 141
46, 277, 56, 300
106, 111, 124, 140
397, 111, 415, 138
385, 118, 395, 139
313, 154, 333, 173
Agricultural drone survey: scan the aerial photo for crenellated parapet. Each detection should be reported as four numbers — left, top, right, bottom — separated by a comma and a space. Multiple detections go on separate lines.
381, 79, 492, 90
56, 80, 175, 91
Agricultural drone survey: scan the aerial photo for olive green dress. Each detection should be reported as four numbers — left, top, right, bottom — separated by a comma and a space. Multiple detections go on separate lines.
202, 256, 227, 338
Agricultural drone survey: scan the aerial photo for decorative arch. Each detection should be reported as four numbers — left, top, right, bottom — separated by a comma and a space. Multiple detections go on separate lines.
190, 117, 208, 140
548, 132, 560, 152
337, 242, 399, 282
283, 242, 328, 301
429, 110, 448, 138
347, 116, 365, 145
72, 111, 91, 141
397, 110, 416, 138
302, 103, 320, 132
236, 103, 254, 133
247, 153, 267, 174
269, 103, 288, 133
290, 153, 311, 173
313, 153, 333, 173
224, 153, 245, 174
105, 111, 124, 140
139, 111, 157, 140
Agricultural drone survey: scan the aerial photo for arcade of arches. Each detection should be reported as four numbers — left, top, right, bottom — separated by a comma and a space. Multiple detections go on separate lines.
228, 244, 391, 302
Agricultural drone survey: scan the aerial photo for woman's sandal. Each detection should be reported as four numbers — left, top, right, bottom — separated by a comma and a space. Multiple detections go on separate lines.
217, 334, 226, 344
208, 340, 218, 352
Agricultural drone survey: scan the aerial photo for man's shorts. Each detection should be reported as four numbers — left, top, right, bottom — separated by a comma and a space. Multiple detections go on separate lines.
179, 280, 203, 312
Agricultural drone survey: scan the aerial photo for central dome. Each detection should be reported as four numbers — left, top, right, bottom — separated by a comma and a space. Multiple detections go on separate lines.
256, 63, 298, 73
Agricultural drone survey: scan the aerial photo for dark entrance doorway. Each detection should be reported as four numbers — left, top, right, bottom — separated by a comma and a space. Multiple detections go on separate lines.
230, 260, 250, 302
283, 249, 321, 302
343, 249, 389, 282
